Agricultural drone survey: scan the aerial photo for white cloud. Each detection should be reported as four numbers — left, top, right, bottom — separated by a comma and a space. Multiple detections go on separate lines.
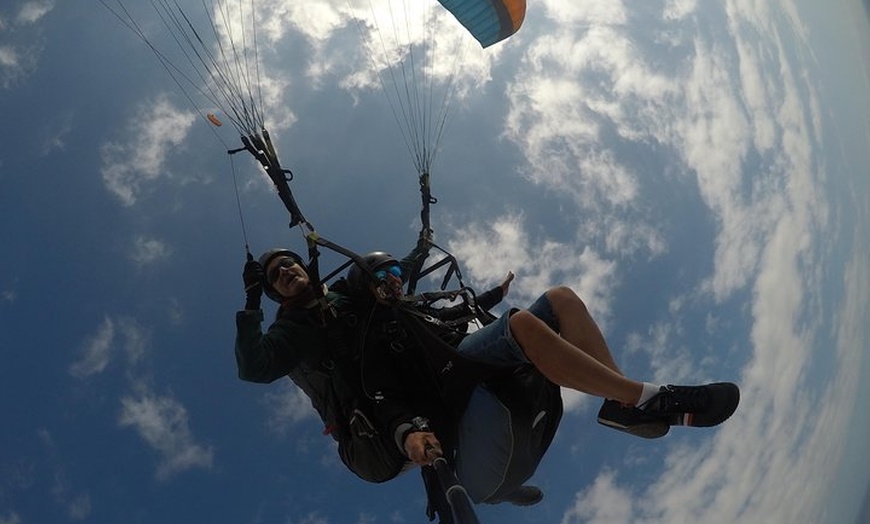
664, 0, 697, 20
119, 391, 214, 480
253, 0, 348, 43
253, 0, 499, 120
677, 37, 770, 302
541, 0, 628, 25
0, 41, 40, 89
503, 20, 676, 258
117, 317, 148, 365
625, 320, 696, 386
562, 470, 635, 523
17, 2, 54, 25
0, 47, 18, 68
0, 1, 53, 89
69, 316, 115, 379
69, 317, 148, 378
129, 236, 172, 267
262, 381, 317, 435
559, 387, 591, 414
100, 96, 196, 206
72, 313, 207, 481
205, 1, 297, 131
446, 213, 619, 324
549, 0, 852, 522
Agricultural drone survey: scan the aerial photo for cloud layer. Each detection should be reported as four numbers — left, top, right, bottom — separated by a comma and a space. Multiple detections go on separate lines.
486, 1, 858, 522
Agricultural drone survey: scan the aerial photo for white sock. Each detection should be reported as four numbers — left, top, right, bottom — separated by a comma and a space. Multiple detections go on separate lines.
636, 382, 662, 407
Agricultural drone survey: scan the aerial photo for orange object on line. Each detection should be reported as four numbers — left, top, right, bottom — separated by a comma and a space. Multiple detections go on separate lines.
207, 113, 223, 127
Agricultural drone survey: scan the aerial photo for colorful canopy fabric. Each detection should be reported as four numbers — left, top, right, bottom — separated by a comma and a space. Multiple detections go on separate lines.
437, 0, 526, 47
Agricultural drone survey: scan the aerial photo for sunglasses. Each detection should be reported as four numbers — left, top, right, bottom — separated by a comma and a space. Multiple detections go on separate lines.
267, 258, 298, 284
374, 265, 402, 281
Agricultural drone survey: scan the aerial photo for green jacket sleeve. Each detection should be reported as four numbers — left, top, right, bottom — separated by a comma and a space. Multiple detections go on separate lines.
235, 310, 308, 383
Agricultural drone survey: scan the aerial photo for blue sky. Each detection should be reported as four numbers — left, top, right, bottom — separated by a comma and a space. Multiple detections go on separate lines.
2, 1, 869, 523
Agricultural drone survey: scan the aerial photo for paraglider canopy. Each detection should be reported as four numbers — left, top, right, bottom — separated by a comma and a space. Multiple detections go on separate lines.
437, 0, 526, 48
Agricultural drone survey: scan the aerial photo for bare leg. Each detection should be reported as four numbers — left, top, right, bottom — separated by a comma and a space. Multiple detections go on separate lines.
509, 310, 643, 405
544, 286, 623, 375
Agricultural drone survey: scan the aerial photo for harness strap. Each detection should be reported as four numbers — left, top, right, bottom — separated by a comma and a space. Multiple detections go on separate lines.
396, 289, 493, 330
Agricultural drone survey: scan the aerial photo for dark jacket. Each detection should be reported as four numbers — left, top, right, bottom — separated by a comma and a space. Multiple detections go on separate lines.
355, 289, 506, 457
234, 243, 505, 482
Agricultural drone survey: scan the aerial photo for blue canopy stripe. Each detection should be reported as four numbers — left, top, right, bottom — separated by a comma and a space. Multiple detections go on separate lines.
437, 0, 526, 47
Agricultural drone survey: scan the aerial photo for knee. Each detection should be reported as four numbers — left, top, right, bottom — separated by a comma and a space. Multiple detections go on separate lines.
508, 310, 536, 341
508, 309, 537, 335
545, 286, 587, 313
508, 310, 548, 360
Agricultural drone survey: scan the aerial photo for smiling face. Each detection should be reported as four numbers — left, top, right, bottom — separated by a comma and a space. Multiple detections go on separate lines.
265, 256, 311, 300
372, 264, 404, 300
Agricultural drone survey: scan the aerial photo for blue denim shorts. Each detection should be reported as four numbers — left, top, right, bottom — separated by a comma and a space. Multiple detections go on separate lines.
456, 292, 559, 366
454, 292, 561, 502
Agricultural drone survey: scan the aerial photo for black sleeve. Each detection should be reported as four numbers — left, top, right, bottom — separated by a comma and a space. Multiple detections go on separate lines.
475, 286, 504, 312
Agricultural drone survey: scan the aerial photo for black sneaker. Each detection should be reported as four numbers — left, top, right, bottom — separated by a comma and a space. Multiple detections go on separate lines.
597, 399, 670, 439
488, 485, 543, 506
640, 382, 740, 427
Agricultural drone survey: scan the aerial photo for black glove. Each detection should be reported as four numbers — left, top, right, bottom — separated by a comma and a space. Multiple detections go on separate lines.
242, 255, 264, 310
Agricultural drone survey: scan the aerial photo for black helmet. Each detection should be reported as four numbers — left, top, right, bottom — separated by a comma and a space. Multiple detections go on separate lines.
258, 248, 306, 303
346, 251, 399, 295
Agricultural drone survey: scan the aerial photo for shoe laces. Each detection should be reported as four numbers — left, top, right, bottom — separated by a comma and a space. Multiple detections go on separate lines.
652, 385, 708, 413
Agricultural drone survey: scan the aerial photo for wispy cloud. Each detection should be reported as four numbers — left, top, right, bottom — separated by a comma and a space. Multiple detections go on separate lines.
71, 313, 208, 480
118, 391, 214, 481
69, 316, 147, 379
261, 381, 317, 435
68, 316, 115, 379
37, 429, 92, 521
446, 213, 619, 324
503, 17, 674, 259
50, 476, 91, 522
39, 110, 73, 155
0, 38, 38, 90
0, 1, 54, 88
129, 236, 172, 267
493, 0, 854, 523
258, 0, 499, 107
100, 96, 196, 206
562, 470, 635, 523
17, 1, 54, 24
